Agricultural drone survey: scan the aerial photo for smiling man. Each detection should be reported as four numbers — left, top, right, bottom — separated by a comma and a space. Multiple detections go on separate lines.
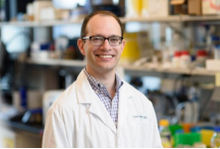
42, 10, 162, 148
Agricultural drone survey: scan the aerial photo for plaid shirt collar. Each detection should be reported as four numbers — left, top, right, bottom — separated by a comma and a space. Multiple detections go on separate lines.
83, 68, 123, 93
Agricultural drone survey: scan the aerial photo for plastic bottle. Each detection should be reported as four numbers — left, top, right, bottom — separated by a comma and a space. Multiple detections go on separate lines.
159, 119, 172, 148
210, 126, 220, 148
172, 51, 181, 68
195, 50, 207, 67
214, 45, 220, 60
180, 50, 191, 69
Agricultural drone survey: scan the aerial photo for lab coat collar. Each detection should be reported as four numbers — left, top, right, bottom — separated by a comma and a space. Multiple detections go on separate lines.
75, 70, 133, 134
75, 70, 95, 104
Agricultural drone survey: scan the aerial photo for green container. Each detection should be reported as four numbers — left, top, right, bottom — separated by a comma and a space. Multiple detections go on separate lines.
174, 132, 201, 147
169, 124, 183, 136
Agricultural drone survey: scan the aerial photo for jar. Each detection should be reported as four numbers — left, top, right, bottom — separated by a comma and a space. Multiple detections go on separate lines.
196, 50, 207, 67
180, 50, 191, 69
172, 51, 181, 68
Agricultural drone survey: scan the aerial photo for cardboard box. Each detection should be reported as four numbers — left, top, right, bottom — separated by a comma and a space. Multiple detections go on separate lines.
33, 0, 54, 21
147, 0, 169, 17
171, 0, 202, 15
202, 0, 220, 15
188, 0, 202, 15
206, 59, 220, 71
170, 0, 188, 14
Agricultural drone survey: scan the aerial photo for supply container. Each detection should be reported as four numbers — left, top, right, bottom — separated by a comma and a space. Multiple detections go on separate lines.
121, 32, 140, 63
159, 119, 172, 148
190, 126, 201, 132
172, 51, 181, 68
195, 50, 207, 67
200, 129, 214, 147
174, 132, 201, 147
210, 126, 220, 148
180, 50, 191, 69
214, 45, 220, 60
168, 124, 183, 136
125, 0, 142, 17
146, 0, 169, 17
182, 123, 194, 133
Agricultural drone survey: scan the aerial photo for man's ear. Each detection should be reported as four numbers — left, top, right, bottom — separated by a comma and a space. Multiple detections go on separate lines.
77, 39, 85, 56
121, 39, 126, 53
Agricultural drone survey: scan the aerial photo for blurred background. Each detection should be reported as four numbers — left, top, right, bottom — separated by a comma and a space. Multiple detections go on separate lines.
0, 0, 220, 148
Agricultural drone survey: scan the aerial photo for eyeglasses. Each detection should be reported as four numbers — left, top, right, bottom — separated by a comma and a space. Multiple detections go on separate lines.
82, 36, 123, 46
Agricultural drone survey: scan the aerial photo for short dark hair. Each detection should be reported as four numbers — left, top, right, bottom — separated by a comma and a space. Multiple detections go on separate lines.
80, 10, 124, 38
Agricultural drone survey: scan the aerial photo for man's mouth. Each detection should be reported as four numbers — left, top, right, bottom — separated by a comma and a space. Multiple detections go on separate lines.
97, 55, 114, 58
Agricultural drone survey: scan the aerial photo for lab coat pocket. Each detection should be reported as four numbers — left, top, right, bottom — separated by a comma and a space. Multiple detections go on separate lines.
131, 117, 150, 147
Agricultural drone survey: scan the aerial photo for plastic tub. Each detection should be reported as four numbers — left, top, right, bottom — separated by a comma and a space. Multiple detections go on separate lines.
174, 132, 201, 147
169, 124, 183, 136
200, 129, 214, 147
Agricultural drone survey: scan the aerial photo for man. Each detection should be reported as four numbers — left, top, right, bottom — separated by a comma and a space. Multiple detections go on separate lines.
42, 10, 162, 148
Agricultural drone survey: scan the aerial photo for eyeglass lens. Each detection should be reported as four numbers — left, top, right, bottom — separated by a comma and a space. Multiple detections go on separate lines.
91, 37, 122, 46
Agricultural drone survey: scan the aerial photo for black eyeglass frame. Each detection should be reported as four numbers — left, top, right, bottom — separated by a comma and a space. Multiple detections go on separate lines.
82, 36, 124, 46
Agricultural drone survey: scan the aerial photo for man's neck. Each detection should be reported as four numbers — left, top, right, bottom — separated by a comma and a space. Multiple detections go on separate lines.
86, 68, 116, 98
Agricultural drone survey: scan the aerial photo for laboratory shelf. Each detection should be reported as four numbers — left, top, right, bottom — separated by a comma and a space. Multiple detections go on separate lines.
26, 58, 86, 67
26, 58, 219, 77
1, 15, 220, 27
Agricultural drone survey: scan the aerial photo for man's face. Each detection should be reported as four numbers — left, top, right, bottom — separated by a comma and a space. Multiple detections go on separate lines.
78, 15, 125, 75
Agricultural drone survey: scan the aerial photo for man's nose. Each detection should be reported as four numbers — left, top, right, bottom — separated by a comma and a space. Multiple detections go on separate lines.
101, 39, 111, 49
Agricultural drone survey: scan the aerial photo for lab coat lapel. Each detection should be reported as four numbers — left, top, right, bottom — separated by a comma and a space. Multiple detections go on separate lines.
88, 100, 117, 134
117, 83, 133, 129
75, 70, 116, 134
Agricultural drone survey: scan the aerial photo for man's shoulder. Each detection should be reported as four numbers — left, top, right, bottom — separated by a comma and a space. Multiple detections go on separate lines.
123, 81, 145, 96
122, 81, 152, 104
51, 82, 78, 109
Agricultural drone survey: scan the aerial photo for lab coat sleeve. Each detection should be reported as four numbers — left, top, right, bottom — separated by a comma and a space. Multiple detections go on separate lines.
149, 101, 163, 148
42, 106, 70, 148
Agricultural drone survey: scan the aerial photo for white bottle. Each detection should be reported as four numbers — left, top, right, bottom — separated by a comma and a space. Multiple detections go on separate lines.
195, 50, 207, 67
172, 51, 181, 68
211, 126, 220, 148
159, 119, 172, 148
180, 50, 191, 69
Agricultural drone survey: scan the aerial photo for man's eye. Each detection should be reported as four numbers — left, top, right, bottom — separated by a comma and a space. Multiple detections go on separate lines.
93, 37, 103, 41
110, 38, 119, 42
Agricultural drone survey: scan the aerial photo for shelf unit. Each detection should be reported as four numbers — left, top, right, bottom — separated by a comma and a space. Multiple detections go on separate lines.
1, 15, 220, 27
1, 15, 220, 77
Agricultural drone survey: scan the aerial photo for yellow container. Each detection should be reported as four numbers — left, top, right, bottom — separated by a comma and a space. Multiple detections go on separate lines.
121, 32, 140, 63
126, 0, 143, 17
131, 0, 143, 16
159, 119, 169, 126
200, 129, 214, 147
141, 0, 149, 17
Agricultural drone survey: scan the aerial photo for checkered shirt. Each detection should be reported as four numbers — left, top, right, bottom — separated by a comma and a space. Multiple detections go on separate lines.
84, 69, 123, 127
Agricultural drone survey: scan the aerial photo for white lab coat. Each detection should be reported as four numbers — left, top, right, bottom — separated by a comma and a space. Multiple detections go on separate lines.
42, 70, 162, 148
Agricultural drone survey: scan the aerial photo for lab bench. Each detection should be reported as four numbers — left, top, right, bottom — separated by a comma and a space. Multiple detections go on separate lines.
0, 112, 43, 148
